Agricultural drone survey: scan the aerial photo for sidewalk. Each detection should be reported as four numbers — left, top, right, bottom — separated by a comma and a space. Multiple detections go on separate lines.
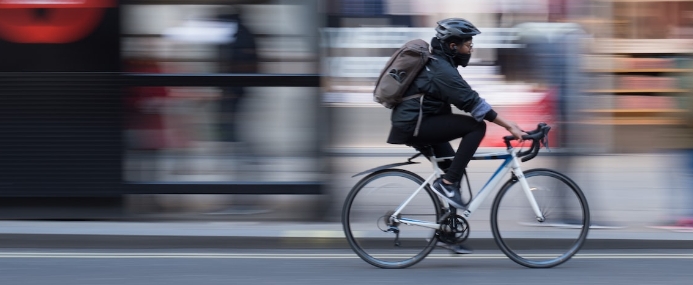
0, 220, 692, 250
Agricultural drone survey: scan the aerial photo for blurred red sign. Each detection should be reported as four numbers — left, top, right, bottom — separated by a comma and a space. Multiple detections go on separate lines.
480, 90, 558, 148
0, 0, 116, 43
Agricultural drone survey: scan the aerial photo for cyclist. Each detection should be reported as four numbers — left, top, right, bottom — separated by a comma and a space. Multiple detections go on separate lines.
387, 18, 526, 212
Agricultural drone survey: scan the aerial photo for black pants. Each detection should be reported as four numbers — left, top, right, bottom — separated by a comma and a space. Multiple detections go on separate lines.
406, 114, 487, 183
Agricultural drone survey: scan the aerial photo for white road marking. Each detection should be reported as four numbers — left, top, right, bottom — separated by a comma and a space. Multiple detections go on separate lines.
0, 252, 691, 259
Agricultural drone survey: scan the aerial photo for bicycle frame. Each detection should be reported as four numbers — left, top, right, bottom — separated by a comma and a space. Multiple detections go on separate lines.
391, 147, 546, 230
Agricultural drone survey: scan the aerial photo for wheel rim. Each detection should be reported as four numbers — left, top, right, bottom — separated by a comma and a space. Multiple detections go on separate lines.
343, 170, 441, 268
491, 169, 590, 268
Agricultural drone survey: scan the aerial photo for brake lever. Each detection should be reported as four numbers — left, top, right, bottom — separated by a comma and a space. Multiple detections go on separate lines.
541, 131, 550, 152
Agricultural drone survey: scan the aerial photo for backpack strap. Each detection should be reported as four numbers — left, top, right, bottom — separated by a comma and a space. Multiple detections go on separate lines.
411, 94, 425, 137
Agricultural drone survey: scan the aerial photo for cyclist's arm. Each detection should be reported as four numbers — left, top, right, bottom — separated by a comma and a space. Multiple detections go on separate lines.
492, 114, 526, 141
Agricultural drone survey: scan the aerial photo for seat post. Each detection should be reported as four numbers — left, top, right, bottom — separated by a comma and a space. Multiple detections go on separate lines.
408, 144, 442, 173
410, 144, 435, 158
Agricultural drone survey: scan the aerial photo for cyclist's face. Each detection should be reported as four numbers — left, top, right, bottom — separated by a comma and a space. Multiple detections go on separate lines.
459, 40, 473, 54
450, 40, 473, 55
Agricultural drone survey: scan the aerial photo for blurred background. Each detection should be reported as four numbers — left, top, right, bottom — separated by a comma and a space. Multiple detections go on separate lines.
0, 0, 692, 229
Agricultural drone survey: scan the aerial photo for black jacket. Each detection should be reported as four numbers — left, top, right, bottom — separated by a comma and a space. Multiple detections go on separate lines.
386, 43, 497, 144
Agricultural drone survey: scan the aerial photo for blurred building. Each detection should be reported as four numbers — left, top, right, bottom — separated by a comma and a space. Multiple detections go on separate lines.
0, 0, 326, 219
323, 0, 693, 154
122, 0, 323, 184
575, 1, 693, 153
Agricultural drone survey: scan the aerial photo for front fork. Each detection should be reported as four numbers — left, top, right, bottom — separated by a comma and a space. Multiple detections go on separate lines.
511, 156, 545, 222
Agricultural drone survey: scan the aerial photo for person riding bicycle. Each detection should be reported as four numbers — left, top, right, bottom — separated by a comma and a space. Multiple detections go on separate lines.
387, 18, 526, 210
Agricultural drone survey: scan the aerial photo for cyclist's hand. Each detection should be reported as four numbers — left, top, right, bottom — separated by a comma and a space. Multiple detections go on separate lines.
506, 123, 527, 142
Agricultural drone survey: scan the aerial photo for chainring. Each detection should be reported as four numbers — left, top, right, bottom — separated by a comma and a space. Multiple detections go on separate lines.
437, 215, 470, 244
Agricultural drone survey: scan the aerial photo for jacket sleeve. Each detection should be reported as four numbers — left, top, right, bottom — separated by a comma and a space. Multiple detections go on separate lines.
430, 65, 495, 122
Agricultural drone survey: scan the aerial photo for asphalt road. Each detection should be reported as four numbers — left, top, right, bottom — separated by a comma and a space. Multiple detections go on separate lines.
1, 248, 692, 285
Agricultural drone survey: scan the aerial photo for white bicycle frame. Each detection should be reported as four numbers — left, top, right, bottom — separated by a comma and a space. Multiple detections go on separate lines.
391, 147, 545, 230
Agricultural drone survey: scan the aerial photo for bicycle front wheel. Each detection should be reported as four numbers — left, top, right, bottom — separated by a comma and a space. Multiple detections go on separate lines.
491, 168, 590, 268
342, 169, 442, 269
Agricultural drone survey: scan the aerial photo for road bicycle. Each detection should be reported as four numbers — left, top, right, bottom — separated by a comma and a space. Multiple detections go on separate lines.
342, 123, 590, 269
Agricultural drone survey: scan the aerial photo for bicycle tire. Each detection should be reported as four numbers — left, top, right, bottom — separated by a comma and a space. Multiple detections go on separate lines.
342, 169, 442, 269
490, 168, 590, 268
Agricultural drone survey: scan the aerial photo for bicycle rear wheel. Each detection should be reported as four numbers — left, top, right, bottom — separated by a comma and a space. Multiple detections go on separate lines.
491, 168, 590, 268
342, 169, 442, 269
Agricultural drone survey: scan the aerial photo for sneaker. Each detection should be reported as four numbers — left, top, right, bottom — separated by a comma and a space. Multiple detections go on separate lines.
437, 242, 473, 254
431, 178, 465, 209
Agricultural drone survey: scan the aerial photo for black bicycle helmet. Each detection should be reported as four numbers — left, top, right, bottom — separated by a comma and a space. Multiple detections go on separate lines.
435, 18, 481, 42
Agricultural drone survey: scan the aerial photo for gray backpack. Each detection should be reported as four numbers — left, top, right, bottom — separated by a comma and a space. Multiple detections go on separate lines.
373, 39, 433, 109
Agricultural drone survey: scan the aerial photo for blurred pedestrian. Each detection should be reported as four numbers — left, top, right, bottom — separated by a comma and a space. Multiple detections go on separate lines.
124, 50, 172, 182
216, 10, 258, 150
657, 85, 693, 231
125, 58, 169, 153
208, 7, 268, 215
511, 22, 621, 229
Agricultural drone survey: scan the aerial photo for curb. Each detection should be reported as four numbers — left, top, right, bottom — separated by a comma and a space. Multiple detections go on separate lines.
1, 234, 692, 250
